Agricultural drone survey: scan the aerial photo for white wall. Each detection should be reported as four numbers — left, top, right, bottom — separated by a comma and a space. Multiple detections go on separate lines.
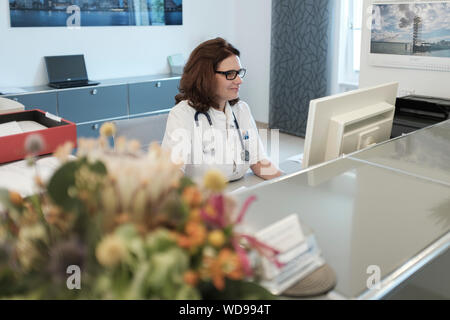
359, 0, 450, 98
0, 0, 273, 123
0, 0, 236, 87
234, 0, 272, 123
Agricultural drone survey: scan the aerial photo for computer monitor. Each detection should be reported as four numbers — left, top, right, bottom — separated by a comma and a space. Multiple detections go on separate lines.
302, 82, 399, 169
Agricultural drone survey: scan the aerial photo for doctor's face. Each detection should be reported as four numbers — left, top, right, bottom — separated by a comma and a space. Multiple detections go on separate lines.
214, 55, 243, 108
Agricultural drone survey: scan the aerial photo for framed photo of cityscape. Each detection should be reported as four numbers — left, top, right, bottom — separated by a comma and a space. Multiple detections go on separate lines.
9, 0, 183, 27
371, 2, 450, 57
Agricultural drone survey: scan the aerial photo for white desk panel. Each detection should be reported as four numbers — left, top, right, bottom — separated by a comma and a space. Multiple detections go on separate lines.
350, 120, 450, 186
233, 158, 450, 299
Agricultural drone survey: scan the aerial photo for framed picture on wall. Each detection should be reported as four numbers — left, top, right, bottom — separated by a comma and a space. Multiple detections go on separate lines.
9, 0, 183, 27
369, 1, 450, 72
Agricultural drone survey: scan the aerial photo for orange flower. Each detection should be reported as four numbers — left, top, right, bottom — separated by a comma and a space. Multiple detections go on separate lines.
207, 248, 244, 291
185, 221, 207, 247
183, 270, 199, 287
176, 234, 191, 249
219, 249, 243, 280
176, 221, 207, 249
189, 208, 201, 222
9, 191, 23, 207
182, 186, 203, 208
204, 204, 216, 219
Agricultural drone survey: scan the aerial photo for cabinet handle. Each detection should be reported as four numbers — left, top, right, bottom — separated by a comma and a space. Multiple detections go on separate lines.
92, 124, 99, 130
91, 89, 98, 95
155, 82, 162, 88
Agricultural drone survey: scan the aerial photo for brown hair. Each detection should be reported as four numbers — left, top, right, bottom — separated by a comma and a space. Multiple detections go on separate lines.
175, 37, 240, 113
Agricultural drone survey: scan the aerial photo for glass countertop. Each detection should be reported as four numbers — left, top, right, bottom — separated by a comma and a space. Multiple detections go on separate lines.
234, 158, 450, 299
350, 120, 450, 186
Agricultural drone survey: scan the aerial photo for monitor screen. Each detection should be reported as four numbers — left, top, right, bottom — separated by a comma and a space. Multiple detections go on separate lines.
302, 82, 399, 169
369, 1, 450, 72
44, 54, 88, 83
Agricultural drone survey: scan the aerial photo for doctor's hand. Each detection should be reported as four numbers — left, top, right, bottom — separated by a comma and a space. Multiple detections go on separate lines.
251, 159, 283, 180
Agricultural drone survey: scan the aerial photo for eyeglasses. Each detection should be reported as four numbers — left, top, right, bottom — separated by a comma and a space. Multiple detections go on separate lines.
215, 68, 246, 80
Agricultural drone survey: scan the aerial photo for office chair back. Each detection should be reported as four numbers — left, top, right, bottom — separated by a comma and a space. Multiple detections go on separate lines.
0, 97, 25, 114
113, 113, 169, 151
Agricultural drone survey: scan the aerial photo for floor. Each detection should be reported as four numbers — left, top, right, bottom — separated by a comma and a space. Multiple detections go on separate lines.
278, 131, 305, 162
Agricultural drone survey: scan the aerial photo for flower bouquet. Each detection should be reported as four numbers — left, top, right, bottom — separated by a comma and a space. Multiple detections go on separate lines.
0, 123, 279, 300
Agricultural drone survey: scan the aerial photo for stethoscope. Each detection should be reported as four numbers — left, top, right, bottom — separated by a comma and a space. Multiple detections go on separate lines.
194, 110, 250, 162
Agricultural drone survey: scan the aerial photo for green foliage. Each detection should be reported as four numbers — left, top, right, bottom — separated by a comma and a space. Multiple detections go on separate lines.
0, 148, 278, 300
178, 176, 196, 193
47, 158, 106, 211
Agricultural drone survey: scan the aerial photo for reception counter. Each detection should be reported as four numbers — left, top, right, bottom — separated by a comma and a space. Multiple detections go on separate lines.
1, 120, 448, 299
232, 120, 450, 299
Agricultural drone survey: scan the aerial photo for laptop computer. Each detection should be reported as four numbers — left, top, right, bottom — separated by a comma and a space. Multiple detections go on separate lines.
44, 54, 100, 89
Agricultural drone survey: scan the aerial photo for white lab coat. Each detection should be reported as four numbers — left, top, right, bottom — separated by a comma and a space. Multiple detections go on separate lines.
162, 100, 268, 182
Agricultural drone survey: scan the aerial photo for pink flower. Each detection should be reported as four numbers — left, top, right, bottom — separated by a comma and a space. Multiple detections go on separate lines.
202, 194, 284, 277
200, 194, 226, 228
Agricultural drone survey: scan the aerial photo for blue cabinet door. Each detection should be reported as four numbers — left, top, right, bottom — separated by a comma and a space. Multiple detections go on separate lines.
76, 121, 104, 139
58, 85, 128, 123
129, 79, 179, 114
4, 92, 58, 115
75, 121, 113, 151
76, 118, 123, 144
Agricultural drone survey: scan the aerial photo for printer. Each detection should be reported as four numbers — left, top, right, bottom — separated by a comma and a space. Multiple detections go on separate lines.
392, 95, 450, 138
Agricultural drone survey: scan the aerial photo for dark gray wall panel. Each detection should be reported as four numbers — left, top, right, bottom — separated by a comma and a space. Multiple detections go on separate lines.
270, 0, 334, 137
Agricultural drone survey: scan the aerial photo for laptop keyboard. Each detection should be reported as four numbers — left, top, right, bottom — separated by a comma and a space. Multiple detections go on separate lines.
50, 81, 98, 89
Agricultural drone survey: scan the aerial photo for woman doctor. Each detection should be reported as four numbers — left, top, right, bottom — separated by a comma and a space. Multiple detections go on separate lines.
162, 38, 282, 181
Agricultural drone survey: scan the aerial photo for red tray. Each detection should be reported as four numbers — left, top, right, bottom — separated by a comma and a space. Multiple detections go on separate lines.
0, 109, 77, 164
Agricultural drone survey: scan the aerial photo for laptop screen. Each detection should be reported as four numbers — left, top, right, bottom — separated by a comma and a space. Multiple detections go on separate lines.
45, 55, 88, 83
